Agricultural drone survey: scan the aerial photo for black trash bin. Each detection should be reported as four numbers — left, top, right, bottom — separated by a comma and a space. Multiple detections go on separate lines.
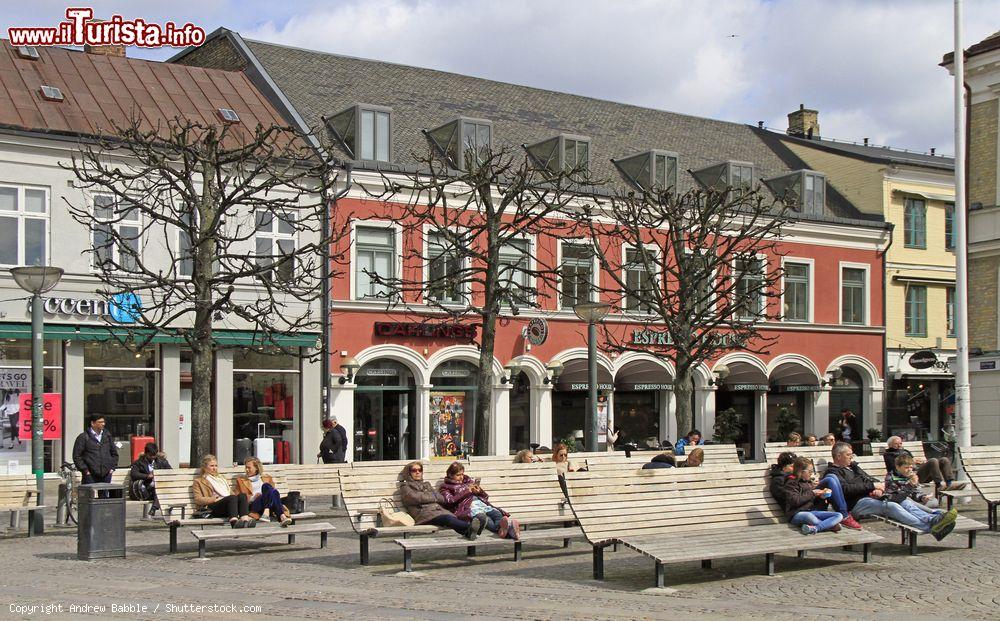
77, 483, 126, 560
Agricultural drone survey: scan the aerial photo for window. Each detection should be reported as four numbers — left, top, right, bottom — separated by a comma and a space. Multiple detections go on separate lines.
427, 118, 492, 169
0, 185, 48, 267
217, 108, 240, 123
782, 262, 810, 322
426, 231, 464, 304
355, 226, 395, 300
692, 161, 754, 192
255, 209, 296, 283
803, 172, 825, 214
177, 208, 196, 278
945, 203, 955, 251
93, 194, 140, 272
841, 267, 866, 325
763, 170, 825, 214
325, 105, 391, 162
904, 198, 926, 248
947, 286, 955, 337
905, 285, 927, 337
734, 256, 765, 321
17, 46, 39, 60
729, 163, 754, 189
498, 238, 531, 307
40, 85, 63, 102
614, 151, 679, 192
526, 134, 590, 177
560, 243, 594, 308
624, 247, 657, 312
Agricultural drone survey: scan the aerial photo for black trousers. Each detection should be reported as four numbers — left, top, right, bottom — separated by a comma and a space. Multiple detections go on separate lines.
208, 494, 249, 518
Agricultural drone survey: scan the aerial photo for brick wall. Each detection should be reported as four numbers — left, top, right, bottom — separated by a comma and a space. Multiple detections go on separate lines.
969, 255, 1000, 351
969, 99, 998, 207
172, 35, 247, 71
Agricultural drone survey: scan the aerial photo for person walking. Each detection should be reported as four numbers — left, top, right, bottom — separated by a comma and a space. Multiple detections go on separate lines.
72, 414, 119, 486
319, 418, 347, 463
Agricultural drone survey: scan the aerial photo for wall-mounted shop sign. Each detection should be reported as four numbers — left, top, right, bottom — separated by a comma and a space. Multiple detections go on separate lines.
728, 383, 769, 391
617, 383, 673, 391
631, 329, 672, 346
363, 367, 398, 377
39, 292, 141, 324
981, 361, 997, 370
565, 382, 614, 391
909, 350, 938, 370
437, 369, 470, 378
373, 322, 477, 341
771, 384, 821, 393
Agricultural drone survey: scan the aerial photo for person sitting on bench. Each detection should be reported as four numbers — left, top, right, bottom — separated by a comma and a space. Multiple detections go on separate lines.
674, 429, 704, 455
439, 462, 521, 540
821, 433, 836, 446
820, 442, 873, 530
399, 461, 478, 540
768, 451, 798, 505
786, 432, 802, 447
192, 455, 254, 528
883, 436, 964, 492
805, 434, 818, 446
876, 454, 957, 540
678, 447, 704, 467
550, 443, 586, 475
513, 449, 542, 463
784, 457, 843, 534
128, 442, 171, 515
236, 457, 293, 527
641, 452, 676, 469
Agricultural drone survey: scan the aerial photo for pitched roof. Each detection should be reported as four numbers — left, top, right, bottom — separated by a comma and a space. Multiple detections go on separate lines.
0, 40, 289, 143
767, 129, 954, 172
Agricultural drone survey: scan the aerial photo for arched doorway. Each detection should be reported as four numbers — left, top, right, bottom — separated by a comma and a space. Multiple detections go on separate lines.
715, 361, 767, 459
429, 360, 481, 457
613, 359, 673, 449
829, 367, 863, 440
551, 359, 613, 449
767, 361, 820, 442
353, 359, 417, 461
508, 372, 531, 454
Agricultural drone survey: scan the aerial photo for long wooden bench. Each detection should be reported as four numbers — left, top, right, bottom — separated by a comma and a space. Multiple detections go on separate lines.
191, 521, 336, 558
565, 463, 883, 586
70, 469, 155, 521
155, 468, 316, 553
267, 464, 348, 509
0, 474, 42, 536
958, 446, 1000, 531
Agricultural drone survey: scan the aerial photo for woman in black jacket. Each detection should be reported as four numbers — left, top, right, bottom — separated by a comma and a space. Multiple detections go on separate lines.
783, 457, 843, 535
128, 442, 171, 515
767, 451, 797, 505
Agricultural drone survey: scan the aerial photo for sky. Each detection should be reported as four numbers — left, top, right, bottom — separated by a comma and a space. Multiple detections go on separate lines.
3, 1, 997, 156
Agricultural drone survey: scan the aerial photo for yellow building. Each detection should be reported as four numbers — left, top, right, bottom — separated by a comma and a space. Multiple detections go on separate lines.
758, 108, 955, 440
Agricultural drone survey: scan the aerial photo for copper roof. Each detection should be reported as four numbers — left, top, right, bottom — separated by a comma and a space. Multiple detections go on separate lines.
0, 40, 291, 144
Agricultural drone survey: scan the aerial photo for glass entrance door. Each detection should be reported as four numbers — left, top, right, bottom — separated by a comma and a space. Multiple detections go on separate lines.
353, 389, 414, 462
716, 390, 756, 460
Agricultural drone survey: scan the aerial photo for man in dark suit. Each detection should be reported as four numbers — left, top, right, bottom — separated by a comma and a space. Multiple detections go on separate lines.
319, 417, 348, 463
72, 414, 119, 486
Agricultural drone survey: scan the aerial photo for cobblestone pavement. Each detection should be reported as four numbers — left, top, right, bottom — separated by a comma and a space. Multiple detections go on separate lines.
0, 501, 998, 621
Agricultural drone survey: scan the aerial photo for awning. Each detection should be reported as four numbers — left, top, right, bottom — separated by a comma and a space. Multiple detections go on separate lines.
0, 323, 318, 348
719, 361, 768, 391
891, 275, 955, 286
769, 361, 821, 392
615, 359, 673, 391
892, 189, 954, 203
553, 358, 614, 392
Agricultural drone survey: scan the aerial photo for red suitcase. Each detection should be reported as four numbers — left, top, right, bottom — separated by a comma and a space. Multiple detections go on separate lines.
131, 425, 155, 462
277, 440, 290, 464
275, 399, 285, 420
284, 395, 294, 420
263, 385, 273, 407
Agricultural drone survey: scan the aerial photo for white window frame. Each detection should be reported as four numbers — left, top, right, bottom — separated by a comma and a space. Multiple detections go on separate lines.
621, 243, 661, 315
423, 225, 469, 306
0, 183, 49, 267
904, 283, 928, 338
351, 220, 403, 302
683, 248, 718, 316
358, 105, 392, 163
498, 234, 536, 309
780, 257, 814, 323
91, 193, 143, 272
557, 238, 598, 311
731, 253, 767, 323
254, 208, 299, 283
728, 161, 755, 189
946, 285, 955, 338
838, 261, 870, 326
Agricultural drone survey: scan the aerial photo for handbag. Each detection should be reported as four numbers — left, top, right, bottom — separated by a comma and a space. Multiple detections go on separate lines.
377, 497, 414, 527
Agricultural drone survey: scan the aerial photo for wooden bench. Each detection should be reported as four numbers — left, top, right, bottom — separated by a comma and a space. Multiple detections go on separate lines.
0, 474, 42, 536
190, 521, 336, 558
565, 463, 882, 586
70, 469, 155, 521
155, 468, 316, 553
393, 462, 582, 571
267, 464, 348, 509
958, 446, 1000, 531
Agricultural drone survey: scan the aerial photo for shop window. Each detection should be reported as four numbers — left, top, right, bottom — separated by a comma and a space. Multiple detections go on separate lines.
233, 347, 300, 465
560, 242, 594, 308
255, 209, 297, 283
353, 360, 417, 462
0, 340, 62, 471
355, 225, 396, 300
905, 285, 927, 337
0, 185, 48, 267
429, 360, 480, 457
508, 372, 531, 453
782, 261, 810, 322
841, 266, 867, 325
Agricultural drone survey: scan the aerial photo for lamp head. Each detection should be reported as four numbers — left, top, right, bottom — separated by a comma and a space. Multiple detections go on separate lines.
10, 266, 64, 295
573, 301, 611, 324
714, 364, 731, 380
502, 361, 521, 384
338, 356, 361, 384
544, 360, 565, 384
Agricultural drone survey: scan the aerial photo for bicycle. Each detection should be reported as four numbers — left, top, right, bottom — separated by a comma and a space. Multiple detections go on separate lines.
57, 461, 78, 525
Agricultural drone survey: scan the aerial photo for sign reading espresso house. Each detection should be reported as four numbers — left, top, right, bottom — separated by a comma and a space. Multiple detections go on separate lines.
373, 322, 477, 341
771, 384, 822, 393
728, 383, 769, 391
617, 383, 673, 391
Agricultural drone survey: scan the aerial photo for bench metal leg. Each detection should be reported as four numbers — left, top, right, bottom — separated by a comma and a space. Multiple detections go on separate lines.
513, 541, 522, 562
466, 546, 476, 557
908, 531, 918, 556
764, 553, 775, 576
26, 510, 35, 537
11, 511, 18, 528
288, 534, 296, 545
946, 494, 954, 510
612, 542, 618, 552
198, 540, 206, 559
169, 525, 179, 554
320, 531, 328, 548
701, 559, 712, 569
989, 503, 998, 531
593, 545, 605, 580
654, 561, 665, 588
968, 530, 976, 549
900, 528, 907, 545
360, 534, 370, 565
563, 537, 570, 548
403, 549, 412, 572
797, 550, 807, 559
862, 543, 871, 563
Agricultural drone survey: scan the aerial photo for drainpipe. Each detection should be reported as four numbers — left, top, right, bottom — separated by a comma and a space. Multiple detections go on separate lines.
322, 163, 354, 421
879, 222, 895, 438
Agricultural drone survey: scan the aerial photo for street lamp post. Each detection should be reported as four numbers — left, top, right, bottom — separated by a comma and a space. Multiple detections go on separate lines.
573, 301, 611, 451
10, 266, 64, 535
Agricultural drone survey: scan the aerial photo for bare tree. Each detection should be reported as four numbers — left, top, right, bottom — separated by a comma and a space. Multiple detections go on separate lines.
363, 145, 583, 455
578, 184, 793, 437
64, 117, 348, 462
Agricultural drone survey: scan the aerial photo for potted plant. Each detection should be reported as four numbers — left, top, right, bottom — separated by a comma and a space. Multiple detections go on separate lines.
775, 406, 800, 442
866, 427, 882, 442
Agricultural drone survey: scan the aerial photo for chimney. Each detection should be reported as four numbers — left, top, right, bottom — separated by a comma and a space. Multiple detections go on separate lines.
863, 138, 869, 146
930, 147, 936, 156
83, 20, 126, 57
787, 104, 820, 140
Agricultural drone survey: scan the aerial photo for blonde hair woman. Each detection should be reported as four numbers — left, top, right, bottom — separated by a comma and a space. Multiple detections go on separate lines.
191, 454, 253, 528
236, 457, 293, 526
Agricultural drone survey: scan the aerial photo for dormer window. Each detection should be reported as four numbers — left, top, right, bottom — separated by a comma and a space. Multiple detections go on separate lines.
525, 134, 590, 177
614, 150, 678, 192
324, 104, 392, 162
764, 170, 826, 215
17, 46, 39, 60
426, 117, 492, 169
692, 161, 754, 192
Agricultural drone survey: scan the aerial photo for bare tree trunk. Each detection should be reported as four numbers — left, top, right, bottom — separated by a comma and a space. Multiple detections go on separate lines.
673, 368, 694, 439
473, 315, 496, 456
190, 344, 213, 464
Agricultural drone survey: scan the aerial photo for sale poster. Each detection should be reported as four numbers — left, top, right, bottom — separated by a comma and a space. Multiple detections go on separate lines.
429, 392, 465, 457
0, 367, 29, 456
18, 393, 63, 440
